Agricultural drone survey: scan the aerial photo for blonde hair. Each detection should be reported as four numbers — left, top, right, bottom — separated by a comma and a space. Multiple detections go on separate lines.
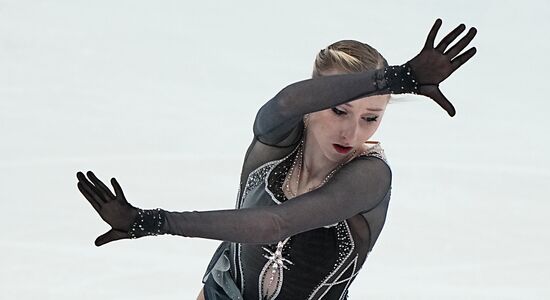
312, 40, 388, 78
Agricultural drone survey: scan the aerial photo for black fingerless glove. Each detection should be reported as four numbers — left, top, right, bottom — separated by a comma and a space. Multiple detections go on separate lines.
128, 208, 167, 239
380, 63, 419, 94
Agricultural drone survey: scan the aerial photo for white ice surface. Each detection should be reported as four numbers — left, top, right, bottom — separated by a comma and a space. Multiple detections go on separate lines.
1, 0, 549, 299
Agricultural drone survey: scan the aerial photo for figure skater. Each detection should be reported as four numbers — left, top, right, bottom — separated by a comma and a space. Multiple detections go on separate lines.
76, 19, 477, 299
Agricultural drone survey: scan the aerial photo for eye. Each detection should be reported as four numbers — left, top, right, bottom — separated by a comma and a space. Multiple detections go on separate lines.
363, 116, 378, 122
331, 107, 346, 115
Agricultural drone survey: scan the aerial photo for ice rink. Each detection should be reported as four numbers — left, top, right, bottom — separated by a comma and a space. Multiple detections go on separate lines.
1, 0, 549, 299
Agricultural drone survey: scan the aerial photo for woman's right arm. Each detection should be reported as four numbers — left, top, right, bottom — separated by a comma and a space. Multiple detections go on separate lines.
77, 154, 392, 245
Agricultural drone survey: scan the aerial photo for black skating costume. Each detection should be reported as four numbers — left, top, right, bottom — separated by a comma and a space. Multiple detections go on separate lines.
134, 65, 418, 299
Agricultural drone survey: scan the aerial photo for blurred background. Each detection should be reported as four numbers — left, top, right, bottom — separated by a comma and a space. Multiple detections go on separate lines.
1, 0, 548, 299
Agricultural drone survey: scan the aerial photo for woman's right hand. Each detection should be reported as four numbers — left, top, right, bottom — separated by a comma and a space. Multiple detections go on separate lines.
77, 171, 138, 246
407, 18, 478, 117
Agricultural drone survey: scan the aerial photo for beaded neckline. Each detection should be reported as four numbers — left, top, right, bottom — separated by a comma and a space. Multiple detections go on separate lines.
284, 140, 359, 199
265, 141, 386, 204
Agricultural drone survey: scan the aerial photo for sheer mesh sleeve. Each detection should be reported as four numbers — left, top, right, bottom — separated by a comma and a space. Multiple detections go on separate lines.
253, 64, 417, 147
161, 64, 412, 244
235, 64, 412, 208
163, 156, 391, 244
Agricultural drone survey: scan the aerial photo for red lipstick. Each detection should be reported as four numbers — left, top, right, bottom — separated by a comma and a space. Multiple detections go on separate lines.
333, 144, 352, 154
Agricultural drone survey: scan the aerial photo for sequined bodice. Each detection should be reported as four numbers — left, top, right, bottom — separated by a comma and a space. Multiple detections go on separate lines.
197, 64, 408, 299
231, 146, 384, 300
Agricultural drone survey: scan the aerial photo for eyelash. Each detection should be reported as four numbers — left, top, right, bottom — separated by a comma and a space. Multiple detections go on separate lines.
331, 107, 345, 115
331, 107, 378, 122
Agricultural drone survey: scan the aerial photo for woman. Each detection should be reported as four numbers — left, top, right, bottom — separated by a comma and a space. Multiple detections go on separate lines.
76, 19, 477, 299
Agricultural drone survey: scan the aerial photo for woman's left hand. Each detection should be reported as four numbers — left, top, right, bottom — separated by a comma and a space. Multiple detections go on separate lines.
76, 171, 138, 246
406, 19, 478, 117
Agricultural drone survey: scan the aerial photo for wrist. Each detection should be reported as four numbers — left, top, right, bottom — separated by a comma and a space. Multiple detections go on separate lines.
384, 63, 419, 94
128, 208, 167, 239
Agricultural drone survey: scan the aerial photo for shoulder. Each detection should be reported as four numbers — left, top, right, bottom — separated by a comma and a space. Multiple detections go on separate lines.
356, 141, 388, 163
346, 141, 392, 180
335, 141, 391, 179
330, 142, 392, 198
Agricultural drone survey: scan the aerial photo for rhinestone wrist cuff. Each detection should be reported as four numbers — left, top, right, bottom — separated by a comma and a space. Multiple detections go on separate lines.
384, 63, 419, 94
128, 208, 167, 239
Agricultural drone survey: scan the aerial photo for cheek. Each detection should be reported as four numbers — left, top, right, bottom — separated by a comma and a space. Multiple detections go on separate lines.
359, 120, 383, 140
308, 112, 335, 132
310, 121, 333, 140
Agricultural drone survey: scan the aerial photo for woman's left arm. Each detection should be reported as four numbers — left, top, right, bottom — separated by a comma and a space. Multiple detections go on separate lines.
164, 156, 391, 244
77, 156, 390, 246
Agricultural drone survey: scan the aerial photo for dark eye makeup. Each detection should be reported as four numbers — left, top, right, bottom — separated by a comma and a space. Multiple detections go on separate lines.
331, 107, 378, 122
331, 107, 345, 115
364, 116, 378, 122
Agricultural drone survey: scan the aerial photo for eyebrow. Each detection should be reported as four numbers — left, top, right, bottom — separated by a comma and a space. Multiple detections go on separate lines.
342, 103, 384, 112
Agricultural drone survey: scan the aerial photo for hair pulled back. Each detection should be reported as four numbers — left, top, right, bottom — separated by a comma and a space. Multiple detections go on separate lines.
312, 40, 388, 78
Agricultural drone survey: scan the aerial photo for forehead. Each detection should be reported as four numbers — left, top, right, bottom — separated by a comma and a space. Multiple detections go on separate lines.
344, 95, 389, 111
319, 69, 390, 111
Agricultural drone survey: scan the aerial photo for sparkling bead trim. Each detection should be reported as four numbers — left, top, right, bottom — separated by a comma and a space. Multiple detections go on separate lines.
307, 220, 355, 300
321, 257, 360, 286
235, 143, 388, 298
236, 143, 301, 294
240, 162, 273, 208
320, 256, 359, 300
239, 143, 298, 208
258, 237, 293, 300
263, 144, 302, 205
356, 142, 389, 165
384, 63, 419, 95
236, 243, 244, 293
128, 208, 166, 239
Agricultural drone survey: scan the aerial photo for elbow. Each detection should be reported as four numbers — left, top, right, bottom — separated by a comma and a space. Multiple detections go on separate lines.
254, 89, 295, 129
252, 106, 271, 141
253, 107, 299, 146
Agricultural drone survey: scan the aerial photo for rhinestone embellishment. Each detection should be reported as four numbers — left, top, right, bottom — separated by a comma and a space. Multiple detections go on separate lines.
258, 237, 294, 299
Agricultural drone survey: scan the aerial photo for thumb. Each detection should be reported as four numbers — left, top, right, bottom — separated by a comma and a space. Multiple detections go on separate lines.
95, 229, 129, 247
419, 85, 456, 117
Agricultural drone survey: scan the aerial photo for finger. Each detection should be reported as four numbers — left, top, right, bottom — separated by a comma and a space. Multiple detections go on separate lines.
77, 182, 102, 212
451, 47, 477, 71
77, 171, 106, 204
444, 27, 477, 58
110, 177, 128, 203
434, 88, 456, 117
424, 18, 442, 49
420, 85, 456, 117
435, 23, 466, 53
87, 171, 116, 199
95, 229, 129, 247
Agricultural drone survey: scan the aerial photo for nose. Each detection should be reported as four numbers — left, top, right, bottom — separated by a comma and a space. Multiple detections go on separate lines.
339, 119, 358, 144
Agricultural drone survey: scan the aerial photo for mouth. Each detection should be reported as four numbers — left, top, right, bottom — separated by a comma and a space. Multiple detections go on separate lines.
332, 144, 353, 154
